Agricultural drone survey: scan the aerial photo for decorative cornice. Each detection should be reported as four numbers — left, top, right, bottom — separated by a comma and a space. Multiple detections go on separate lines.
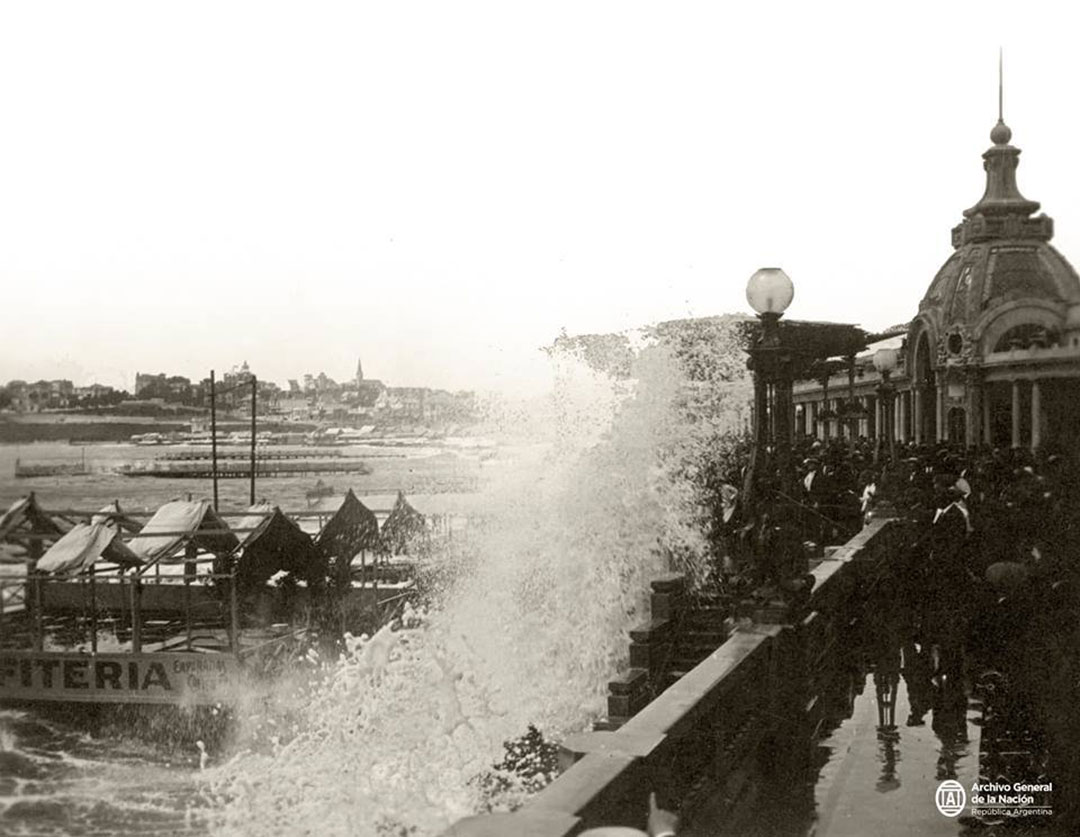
952, 214, 1053, 247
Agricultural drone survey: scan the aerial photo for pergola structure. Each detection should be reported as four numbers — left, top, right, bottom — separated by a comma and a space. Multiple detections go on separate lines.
743, 313, 869, 503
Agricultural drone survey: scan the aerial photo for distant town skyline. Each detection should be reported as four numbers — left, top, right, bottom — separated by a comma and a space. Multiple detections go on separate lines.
2, 356, 481, 400
3, 358, 478, 426
4, 357, 408, 394
5, 4, 1080, 395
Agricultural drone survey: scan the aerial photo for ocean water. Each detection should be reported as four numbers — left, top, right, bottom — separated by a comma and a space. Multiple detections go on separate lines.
0, 441, 483, 515
1, 347, 723, 836
0, 706, 212, 836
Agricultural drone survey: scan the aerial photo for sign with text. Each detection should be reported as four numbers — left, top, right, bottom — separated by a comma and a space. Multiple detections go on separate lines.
0, 652, 240, 705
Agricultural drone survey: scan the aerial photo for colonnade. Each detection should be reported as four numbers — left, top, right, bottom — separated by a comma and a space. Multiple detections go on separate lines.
795, 377, 1046, 450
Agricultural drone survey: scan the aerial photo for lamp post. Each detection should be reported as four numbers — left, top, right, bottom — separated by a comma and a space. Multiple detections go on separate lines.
744, 267, 796, 505
743, 268, 812, 615
873, 348, 898, 463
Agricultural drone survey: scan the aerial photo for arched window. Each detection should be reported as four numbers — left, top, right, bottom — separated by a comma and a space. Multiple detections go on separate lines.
993, 323, 1054, 352
914, 332, 934, 385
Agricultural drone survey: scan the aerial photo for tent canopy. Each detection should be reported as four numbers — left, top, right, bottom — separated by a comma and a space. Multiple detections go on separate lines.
316, 490, 380, 556
380, 491, 426, 555
236, 507, 326, 591
316, 490, 380, 584
234, 502, 274, 549
0, 494, 65, 542
37, 504, 142, 575
90, 502, 143, 535
128, 499, 239, 563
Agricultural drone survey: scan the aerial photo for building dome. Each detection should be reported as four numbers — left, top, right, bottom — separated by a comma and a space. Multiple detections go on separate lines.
915, 120, 1080, 360
921, 241, 1080, 325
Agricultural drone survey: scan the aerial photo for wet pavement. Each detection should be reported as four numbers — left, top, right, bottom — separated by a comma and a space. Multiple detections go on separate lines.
810, 664, 980, 836
685, 556, 1074, 837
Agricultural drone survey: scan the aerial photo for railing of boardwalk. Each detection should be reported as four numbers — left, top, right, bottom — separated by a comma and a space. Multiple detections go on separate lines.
441, 517, 909, 836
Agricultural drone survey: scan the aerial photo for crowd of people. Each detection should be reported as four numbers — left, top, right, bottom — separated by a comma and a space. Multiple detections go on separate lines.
714, 434, 1080, 593
766, 435, 1080, 826
796, 435, 1080, 594
594, 435, 1080, 834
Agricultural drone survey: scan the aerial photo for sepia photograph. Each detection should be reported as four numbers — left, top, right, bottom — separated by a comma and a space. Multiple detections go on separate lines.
2, 2, 1080, 835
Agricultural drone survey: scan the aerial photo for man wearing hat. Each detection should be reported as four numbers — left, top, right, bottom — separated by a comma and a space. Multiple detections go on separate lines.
922, 472, 974, 680
801, 456, 833, 544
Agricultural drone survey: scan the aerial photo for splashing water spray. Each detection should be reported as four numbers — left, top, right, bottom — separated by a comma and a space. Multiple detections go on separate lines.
204, 327, 748, 836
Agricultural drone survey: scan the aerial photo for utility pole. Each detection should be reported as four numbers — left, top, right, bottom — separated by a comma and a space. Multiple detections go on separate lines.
210, 370, 219, 511
250, 376, 257, 506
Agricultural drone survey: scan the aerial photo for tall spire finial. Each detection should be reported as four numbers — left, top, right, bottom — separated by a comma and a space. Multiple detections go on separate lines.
991, 48, 1012, 145
998, 47, 1003, 121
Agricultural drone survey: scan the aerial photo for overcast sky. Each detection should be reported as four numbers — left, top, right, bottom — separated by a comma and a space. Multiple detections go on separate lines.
3, 1, 1079, 394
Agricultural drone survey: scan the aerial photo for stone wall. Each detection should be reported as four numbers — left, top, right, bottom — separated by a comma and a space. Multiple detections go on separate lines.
442, 517, 907, 836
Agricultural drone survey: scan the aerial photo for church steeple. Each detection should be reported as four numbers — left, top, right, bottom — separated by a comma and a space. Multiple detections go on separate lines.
356, 356, 364, 383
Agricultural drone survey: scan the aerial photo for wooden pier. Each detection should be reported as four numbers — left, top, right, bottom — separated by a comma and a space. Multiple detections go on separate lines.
14, 460, 90, 478
158, 448, 346, 462
118, 459, 373, 478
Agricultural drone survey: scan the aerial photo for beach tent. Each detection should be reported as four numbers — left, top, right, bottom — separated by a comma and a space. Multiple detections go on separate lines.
37, 503, 142, 575
234, 507, 326, 592
316, 490, 380, 586
0, 493, 65, 543
379, 491, 426, 555
233, 502, 273, 541
127, 499, 239, 564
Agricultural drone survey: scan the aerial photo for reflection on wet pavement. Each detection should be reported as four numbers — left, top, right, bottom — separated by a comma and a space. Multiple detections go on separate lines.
685, 559, 1072, 837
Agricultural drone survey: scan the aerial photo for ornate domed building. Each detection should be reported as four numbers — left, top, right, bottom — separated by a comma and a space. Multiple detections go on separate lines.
793, 110, 1080, 451
909, 111, 1080, 449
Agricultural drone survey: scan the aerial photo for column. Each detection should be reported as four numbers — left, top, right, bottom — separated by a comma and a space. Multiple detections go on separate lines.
895, 391, 904, 442
936, 378, 946, 443
1031, 379, 1042, 450
775, 372, 794, 496
1011, 380, 1021, 449
884, 391, 895, 459
913, 389, 923, 444
875, 396, 882, 440
846, 355, 857, 448
982, 386, 992, 446
965, 385, 977, 448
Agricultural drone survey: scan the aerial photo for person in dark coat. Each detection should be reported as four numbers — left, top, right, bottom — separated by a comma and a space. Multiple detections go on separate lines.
922, 474, 974, 678
802, 457, 837, 544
